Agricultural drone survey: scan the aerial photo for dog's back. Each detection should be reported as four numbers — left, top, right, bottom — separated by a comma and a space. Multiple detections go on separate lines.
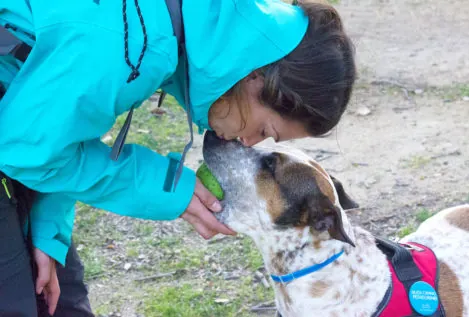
400, 205, 469, 317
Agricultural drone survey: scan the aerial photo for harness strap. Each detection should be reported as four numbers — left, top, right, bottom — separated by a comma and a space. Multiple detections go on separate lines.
374, 238, 445, 317
375, 237, 423, 284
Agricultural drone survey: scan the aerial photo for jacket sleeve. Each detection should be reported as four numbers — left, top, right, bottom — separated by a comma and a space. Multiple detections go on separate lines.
0, 23, 196, 262
30, 193, 76, 266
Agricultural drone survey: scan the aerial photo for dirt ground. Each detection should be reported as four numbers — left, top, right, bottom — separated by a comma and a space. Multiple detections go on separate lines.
87, 0, 469, 315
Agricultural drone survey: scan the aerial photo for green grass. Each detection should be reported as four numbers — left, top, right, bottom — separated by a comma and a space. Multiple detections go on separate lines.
415, 208, 433, 223
397, 225, 416, 238
397, 208, 436, 239
81, 247, 106, 280
141, 276, 273, 317
136, 223, 155, 236
460, 85, 469, 97
240, 237, 264, 270
143, 284, 235, 317
105, 95, 190, 155
439, 84, 469, 101
402, 155, 432, 169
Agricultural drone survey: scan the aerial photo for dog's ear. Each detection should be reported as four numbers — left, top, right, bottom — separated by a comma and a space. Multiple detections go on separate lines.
275, 189, 355, 247
304, 191, 355, 247
330, 175, 359, 210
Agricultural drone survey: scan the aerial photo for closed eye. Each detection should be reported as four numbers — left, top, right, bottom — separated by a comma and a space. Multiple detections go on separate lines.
262, 153, 277, 173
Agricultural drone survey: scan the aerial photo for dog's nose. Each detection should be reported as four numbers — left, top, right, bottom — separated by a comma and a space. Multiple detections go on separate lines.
203, 131, 226, 148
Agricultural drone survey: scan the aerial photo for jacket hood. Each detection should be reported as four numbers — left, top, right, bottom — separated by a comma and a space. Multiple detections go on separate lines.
183, 0, 309, 131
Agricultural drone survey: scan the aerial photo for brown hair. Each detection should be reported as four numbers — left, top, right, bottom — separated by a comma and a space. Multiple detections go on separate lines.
224, 1, 356, 136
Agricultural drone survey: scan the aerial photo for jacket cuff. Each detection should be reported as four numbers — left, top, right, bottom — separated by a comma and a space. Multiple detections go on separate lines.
32, 235, 69, 266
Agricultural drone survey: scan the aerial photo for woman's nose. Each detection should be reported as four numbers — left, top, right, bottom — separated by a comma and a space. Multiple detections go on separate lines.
240, 135, 263, 147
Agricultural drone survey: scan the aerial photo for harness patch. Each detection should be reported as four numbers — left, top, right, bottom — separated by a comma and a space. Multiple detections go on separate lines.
409, 281, 439, 316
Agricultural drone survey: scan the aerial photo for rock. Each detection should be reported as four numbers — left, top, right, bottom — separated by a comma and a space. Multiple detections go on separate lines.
463, 96, 469, 102
356, 106, 371, 116
124, 263, 132, 271
101, 135, 113, 144
150, 108, 166, 116
214, 298, 230, 304
77, 244, 84, 251
254, 271, 264, 280
364, 177, 378, 188
414, 89, 424, 95
137, 129, 150, 134
261, 277, 271, 288
223, 272, 240, 280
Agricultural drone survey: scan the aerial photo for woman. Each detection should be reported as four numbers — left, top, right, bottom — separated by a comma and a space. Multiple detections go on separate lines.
0, 0, 355, 315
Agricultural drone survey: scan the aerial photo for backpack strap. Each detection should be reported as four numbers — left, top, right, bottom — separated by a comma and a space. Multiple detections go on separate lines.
0, 25, 32, 62
0, 24, 33, 100
110, 0, 185, 164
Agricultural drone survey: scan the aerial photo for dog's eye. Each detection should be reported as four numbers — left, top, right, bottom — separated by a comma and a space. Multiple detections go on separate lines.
262, 154, 277, 172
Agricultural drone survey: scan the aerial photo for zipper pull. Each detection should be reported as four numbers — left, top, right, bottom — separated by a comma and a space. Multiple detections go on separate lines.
2, 178, 12, 199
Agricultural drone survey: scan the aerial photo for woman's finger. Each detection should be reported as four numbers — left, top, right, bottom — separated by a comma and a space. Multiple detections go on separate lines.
46, 263, 60, 315
181, 212, 216, 239
194, 179, 222, 212
34, 251, 51, 294
197, 208, 236, 236
187, 197, 236, 236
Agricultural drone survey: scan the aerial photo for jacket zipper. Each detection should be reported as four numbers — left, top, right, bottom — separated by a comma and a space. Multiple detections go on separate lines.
2, 178, 12, 199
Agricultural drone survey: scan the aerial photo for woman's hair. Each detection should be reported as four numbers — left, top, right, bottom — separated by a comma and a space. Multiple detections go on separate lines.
225, 1, 356, 136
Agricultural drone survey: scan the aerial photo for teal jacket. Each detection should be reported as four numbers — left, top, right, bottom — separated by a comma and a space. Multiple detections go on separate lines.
0, 0, 307, 265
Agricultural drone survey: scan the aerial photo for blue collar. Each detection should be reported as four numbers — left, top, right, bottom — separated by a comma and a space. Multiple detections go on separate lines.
270, 250, 345, 283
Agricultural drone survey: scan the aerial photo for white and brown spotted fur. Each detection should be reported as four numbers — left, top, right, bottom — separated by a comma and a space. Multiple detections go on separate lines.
202, 131, 469, 317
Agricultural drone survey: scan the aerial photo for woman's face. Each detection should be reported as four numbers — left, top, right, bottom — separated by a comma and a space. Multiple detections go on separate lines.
208, 75, 309, 147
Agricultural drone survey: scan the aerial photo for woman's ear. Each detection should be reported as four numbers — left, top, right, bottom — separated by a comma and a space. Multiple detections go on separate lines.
245, 71, 258, 81
245, 70, 265, 81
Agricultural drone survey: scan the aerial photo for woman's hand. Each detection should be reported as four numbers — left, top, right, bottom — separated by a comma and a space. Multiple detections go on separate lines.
33, 248, 60, 315
181, 179, 236, 239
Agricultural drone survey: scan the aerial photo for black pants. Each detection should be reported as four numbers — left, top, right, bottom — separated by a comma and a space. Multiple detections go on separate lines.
0, 174, 94, 317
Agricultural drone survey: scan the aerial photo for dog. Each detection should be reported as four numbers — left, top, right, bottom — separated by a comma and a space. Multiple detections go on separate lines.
202, 131, 469, 317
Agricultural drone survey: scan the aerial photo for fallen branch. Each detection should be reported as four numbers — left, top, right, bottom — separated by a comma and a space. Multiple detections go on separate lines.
134, 271, 176, 282
250, 301, 277, 312
208, 236, 229, 244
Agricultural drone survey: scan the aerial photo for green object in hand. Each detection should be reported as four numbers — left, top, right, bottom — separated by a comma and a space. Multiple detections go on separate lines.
196, 162, 224, 200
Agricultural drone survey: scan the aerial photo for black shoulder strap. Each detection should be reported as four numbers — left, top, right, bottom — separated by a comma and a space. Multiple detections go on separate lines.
0, 25, 33, 100
165, 0, 184, 49
110, 0, 185, 163
0, 25, 32, 62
